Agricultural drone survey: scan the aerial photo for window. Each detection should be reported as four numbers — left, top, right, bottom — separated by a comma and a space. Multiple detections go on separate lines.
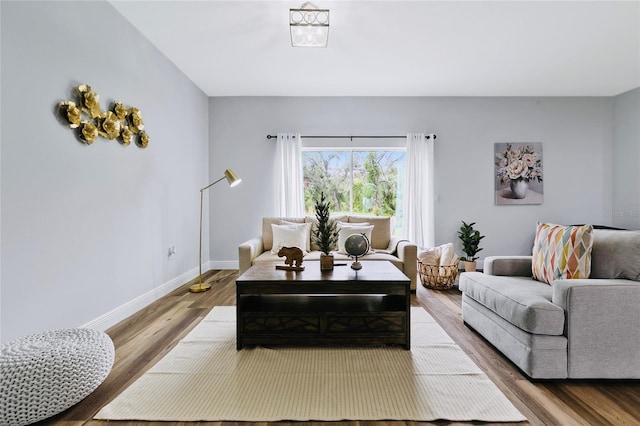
302, 149, 406, 234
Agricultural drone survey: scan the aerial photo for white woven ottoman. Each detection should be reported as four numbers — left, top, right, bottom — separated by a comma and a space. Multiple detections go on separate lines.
1, 328, 114, 426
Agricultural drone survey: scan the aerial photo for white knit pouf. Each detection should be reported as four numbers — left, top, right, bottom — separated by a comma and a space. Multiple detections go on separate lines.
0, 328, 114, 426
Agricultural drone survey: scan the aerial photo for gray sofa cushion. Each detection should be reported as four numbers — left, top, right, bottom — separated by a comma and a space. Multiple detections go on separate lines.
459, 272, 565, 335
462, 294, 568, 379
590, 229, 640, 281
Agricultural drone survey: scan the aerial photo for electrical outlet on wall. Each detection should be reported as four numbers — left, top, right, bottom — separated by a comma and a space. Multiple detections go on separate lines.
168, 245, 176, 259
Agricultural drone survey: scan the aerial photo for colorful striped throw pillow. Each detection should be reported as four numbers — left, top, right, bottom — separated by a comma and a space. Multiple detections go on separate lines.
532, 223, 594, 285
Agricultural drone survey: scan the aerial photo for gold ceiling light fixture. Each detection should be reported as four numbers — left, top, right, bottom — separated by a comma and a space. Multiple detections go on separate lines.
289, 2, 329, 47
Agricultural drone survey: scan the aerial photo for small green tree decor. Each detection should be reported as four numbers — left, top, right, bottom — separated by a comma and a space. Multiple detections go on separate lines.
313, 192, 338, 271
458, 221, 485, 272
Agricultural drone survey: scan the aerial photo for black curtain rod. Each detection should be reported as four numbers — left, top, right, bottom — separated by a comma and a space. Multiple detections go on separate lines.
266, 134, 436, 140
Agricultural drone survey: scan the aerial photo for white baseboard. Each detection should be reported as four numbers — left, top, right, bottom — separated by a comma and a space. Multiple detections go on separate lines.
82, 262, 240, 332
81, 266, 200, 332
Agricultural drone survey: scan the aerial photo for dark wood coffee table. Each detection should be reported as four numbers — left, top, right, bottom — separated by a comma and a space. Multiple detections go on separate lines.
236, 261, 411, 350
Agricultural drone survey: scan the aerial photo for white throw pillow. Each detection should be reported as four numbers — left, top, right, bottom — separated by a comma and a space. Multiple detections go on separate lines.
281, 220, 311, 252
271, 223, 310, 255
337, 224, 374, 255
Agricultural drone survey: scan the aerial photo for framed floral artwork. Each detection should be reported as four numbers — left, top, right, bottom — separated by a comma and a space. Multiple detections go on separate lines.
494, 142, 543, 205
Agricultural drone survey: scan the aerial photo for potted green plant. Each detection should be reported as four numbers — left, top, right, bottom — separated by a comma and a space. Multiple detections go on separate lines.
457, 221, 485, 272
313, 192, 338, 271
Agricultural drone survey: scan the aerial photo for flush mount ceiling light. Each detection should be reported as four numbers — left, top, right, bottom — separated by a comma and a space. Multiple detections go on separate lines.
289, 2, 329, 47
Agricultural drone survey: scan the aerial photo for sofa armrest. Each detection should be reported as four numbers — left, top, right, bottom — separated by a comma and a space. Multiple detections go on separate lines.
396, 240, 418, 290
484, 256, 532, 276
552, 279, 640, 378
238, 237, 264, 275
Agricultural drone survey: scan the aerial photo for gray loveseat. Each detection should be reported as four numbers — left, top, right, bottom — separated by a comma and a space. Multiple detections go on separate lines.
239, 216, 418, 290
459, 229, 640, 379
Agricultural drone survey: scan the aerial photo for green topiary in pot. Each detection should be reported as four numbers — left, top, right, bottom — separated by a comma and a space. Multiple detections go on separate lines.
313, 192, 338, 270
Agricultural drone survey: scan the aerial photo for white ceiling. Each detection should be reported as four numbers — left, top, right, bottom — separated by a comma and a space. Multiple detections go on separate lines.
109, 1, 640, 97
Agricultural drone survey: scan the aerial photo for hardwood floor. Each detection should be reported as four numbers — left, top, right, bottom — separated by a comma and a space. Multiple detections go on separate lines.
41, 270, 640, 426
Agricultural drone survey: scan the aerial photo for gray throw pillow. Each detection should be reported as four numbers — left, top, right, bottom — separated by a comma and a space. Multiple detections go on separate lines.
590, 229, 640, 281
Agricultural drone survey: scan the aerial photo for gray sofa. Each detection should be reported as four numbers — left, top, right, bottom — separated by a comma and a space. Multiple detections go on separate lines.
459, 229, 640, 379
239, 216, 418, 290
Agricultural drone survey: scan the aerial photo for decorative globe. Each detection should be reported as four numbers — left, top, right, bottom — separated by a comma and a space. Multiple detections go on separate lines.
345, 233, 370, 258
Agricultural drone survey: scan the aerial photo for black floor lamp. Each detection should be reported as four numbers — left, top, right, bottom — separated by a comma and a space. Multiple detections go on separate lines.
190, 169, 242, 293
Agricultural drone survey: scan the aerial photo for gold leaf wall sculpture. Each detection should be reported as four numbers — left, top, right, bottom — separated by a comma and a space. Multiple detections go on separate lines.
58, 84, 149, 148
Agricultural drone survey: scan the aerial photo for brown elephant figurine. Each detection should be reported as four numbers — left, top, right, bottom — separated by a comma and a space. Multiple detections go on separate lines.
277, 246, 304, 268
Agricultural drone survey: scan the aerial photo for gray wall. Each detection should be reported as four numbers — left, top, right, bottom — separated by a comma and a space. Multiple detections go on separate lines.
612, 88, 640, 229
209, 96, 614, 265
1, 1, 209, 342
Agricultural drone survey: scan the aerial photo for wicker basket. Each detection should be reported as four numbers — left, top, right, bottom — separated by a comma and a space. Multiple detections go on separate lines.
418, 260, 460, 290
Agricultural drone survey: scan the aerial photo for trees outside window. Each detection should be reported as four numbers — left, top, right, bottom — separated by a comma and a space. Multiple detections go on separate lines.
302, 150, 405, 234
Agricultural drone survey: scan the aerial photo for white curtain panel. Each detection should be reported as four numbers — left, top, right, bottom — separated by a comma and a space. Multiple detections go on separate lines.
276, 133, 304, 217
403, 133, 435, 248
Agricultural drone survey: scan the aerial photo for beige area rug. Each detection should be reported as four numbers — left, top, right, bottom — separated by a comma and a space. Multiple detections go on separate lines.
95, 306, 526, 422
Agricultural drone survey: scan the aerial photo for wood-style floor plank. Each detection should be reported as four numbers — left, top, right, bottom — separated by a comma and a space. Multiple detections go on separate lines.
38, 271, 640, 426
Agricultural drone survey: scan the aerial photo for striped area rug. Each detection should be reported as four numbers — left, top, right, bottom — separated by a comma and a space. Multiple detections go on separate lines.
95, 306, 526, 422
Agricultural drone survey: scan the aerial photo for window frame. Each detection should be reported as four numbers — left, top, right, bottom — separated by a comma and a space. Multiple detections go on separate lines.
301, 145, 406, 217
